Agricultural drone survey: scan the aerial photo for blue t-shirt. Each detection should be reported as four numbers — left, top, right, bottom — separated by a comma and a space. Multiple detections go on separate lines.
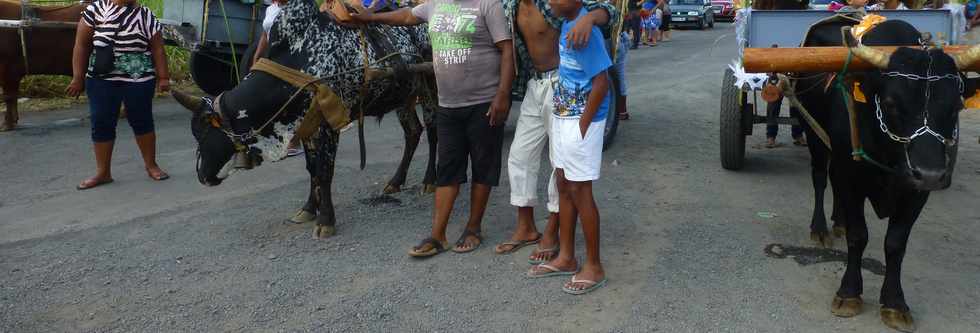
554, 8, 612, 122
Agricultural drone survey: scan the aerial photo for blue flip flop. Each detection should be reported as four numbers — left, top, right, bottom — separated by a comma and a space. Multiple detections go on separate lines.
562, 276, 608, 295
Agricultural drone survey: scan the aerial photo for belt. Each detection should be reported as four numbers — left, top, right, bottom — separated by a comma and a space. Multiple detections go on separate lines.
531, 68, 558, 80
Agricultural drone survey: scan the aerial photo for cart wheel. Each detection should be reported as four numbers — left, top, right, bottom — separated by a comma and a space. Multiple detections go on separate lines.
189, 51, 238, 96
603, 73, 622, 151
720, 67, 746, 170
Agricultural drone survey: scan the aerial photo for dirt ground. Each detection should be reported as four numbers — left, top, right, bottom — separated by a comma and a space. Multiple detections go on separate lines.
2, 23, 979, 332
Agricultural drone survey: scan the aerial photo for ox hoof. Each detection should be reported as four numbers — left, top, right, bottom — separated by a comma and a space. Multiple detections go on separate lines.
313, 225, 336, 239
288, 210, 317, 225
880, 307, 915, 332
421, 184, 436, 194
831, 296, 864, 318
383, 183, 402, 194
832, 226, 846, 238
810, 231, 834, 248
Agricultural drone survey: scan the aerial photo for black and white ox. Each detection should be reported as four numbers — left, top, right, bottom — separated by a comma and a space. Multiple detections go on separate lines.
172, 0, 437, 238
794, 20, 978, 332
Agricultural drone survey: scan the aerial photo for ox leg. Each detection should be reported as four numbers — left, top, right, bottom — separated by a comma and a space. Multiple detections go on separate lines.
807, 141, 833, 247
420, 104, 438, 194
288, 140, 318, 224
831, 167, 869, 318
878, 191, 927, 332
313, 127, 339, 239
830, 179, 846, 238
1, 70, 20, 132
384, 104, 423, 194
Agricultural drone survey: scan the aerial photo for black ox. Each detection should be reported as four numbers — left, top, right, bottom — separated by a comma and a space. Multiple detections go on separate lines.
793, 19, 978, 332
173, 0, 437, 238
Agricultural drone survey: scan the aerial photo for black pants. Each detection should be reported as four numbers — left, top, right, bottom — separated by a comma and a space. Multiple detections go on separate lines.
435, 103, 505, 186
766, 97, 803, 139
629, 14, 642, 48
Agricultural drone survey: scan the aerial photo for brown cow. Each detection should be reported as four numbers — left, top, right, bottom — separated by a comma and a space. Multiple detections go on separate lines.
1, 0, 87, 131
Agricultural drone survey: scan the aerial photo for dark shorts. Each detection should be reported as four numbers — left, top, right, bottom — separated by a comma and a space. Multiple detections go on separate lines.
660, 15, 672, 31
435, 102, 505, 187
86, 78, 156, 142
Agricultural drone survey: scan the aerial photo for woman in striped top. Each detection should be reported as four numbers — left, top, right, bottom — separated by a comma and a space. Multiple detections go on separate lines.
67, 0, 171, 190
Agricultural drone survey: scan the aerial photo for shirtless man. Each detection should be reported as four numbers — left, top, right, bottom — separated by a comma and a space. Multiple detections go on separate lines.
493, 0, 617, 267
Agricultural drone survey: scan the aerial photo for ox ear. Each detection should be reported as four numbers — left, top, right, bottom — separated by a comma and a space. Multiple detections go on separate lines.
172, 90, 204, 115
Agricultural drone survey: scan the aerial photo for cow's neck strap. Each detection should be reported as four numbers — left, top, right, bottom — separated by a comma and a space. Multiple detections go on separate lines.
250, 58, 352, 140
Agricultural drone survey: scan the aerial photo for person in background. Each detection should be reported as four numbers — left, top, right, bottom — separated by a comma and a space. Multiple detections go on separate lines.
966, 0, 980, 30
353, 0, 515, 257
68, 0, 170, 190
765, 98, 805, 148
529, 0, 612, 295
657, 0, 671, 41
628, 0, 643, 49
641, 0, 658, 45
613, 31, 631, 120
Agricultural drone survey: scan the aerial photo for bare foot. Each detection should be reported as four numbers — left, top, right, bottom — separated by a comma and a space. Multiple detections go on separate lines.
563, 263, 606, 294
77, 175, 114, 190
146, 166, 170, 181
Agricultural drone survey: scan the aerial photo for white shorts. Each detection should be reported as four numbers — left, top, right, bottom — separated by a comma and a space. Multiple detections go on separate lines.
550, 117, 605, 182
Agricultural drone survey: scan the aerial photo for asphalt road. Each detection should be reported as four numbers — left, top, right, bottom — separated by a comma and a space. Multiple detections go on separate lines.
2, 23, 980, 332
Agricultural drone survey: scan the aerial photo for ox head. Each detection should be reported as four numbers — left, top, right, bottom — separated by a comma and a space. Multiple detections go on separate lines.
844, 26, 978, 190
174, 90, 237, 186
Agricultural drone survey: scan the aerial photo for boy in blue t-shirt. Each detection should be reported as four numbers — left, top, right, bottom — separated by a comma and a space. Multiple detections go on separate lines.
531, 0, 611, 295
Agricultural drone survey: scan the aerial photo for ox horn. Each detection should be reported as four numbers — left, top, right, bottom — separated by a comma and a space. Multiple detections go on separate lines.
841, 26, 890, 70
954, 44, 980, 70
172, 89, 204, 114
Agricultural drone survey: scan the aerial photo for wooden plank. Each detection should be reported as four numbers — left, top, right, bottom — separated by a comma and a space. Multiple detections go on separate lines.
0, 19, 77, 29
743, 46, 980, 73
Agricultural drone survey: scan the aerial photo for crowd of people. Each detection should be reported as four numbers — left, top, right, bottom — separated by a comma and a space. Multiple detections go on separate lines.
627, 0, 672, 48
69, 0, 626, 295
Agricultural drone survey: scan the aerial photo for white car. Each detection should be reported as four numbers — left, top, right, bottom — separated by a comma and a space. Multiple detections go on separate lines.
809, 0, 833, 10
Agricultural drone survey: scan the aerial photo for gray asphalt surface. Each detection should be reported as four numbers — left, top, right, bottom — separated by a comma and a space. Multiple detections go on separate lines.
2, 23, 980, 332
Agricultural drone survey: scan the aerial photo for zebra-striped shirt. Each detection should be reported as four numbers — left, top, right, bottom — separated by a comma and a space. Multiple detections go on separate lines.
81, 0, 162, 82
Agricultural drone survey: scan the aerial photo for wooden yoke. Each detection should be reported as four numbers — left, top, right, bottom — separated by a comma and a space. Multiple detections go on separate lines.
743, 46, 980, 73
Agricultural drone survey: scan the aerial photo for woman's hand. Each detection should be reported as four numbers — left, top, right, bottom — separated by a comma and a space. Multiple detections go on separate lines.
157, 78, 171, 93
66, 77, 85, 97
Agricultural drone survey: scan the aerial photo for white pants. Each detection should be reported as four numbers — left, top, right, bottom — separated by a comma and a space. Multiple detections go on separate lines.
508, 71, 559, 213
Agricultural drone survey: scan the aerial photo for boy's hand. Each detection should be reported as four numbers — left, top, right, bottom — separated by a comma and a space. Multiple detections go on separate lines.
487, 93, 511, 127
567, 14, 596, 49
579, 117, 590, 139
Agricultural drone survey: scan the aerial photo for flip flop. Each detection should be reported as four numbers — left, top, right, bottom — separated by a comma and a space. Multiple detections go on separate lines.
494, 233, 542, 254
452, 228, 483, 253
527, 264, 577, 278
528, 246, 559, 265
77, 178, 114, 191
562, 276, 608, 295
408, 237, 449, 258
146, 168, 170, 181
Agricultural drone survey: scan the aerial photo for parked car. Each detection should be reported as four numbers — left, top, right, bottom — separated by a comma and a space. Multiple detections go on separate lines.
670, 0, 715, 30
809, 0, 833, 10
711, 0, 735, 21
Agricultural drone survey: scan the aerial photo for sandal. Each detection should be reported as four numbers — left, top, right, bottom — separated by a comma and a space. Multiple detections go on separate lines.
618, 112, 631, 120
77, 177, 114, 191
528, 246, 559, 265
146, 168, 170, 181
408, 237, 449, 258
494, 233, 541, 254
527, 263, 578, 278
452, 228, 483, 253
562, 276, 608, 295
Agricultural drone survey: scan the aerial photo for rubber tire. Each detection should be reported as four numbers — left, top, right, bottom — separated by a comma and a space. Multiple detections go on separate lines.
708, 14, 714, 28
720, 67, 746, 170
189, 51, 238, 96
603, 74, 622, 151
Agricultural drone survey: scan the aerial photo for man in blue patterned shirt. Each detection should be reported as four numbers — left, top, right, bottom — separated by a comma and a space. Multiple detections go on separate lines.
494, 0, 618, 265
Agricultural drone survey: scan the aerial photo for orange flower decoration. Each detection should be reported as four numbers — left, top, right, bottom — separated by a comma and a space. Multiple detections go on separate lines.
852, 14, 887, 42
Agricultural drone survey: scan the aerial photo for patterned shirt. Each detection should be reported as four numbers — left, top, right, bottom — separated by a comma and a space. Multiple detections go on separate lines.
502, 0, 619, 100
81, 0, 161, 82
